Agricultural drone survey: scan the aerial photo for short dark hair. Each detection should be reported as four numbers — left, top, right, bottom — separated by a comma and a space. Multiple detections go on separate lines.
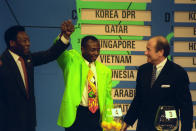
154, 36, 170, 57
81, 35, 99, 48
4, 25, 25, 48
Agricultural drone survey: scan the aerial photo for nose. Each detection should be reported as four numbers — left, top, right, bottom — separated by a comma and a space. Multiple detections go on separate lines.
94, 50, 100, 55
26, 40, 30, 47
144, 50, 148, 56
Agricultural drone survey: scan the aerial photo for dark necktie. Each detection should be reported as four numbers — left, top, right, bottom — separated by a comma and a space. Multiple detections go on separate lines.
151, 65, 157, 87
19, 57, 29, 98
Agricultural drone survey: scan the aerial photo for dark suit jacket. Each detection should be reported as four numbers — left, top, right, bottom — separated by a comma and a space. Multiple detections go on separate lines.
0, 40, 68, 131
124, 59, 193, 131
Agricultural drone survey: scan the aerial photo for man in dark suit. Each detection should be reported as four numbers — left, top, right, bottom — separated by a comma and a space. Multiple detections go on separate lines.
0, 20, 74, 131
121, 36, 193, 131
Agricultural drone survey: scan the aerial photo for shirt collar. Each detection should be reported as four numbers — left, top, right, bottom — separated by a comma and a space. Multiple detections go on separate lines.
156, 58, 167, 70
9, 50, 20, 62
84, 58, 95, 67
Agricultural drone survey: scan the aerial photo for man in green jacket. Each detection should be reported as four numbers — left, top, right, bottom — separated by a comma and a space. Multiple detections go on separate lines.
56, 26, 113, 131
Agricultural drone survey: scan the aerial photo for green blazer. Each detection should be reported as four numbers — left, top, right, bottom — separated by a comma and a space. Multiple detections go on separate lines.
57, 49, 113, 128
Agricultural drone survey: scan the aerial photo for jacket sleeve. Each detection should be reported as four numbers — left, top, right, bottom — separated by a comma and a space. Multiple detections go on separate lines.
106, 69, 113, 107
31, 37, 69, 66
102, 68, 114, 122
0, 67, 7, 131
175, 68, 193, 131
123, 68, 141, 126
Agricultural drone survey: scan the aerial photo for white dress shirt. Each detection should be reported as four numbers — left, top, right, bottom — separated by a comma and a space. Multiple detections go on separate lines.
155, 58, 167, 79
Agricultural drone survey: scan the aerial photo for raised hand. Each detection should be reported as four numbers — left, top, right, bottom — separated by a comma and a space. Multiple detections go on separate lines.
61, 19, 75, 40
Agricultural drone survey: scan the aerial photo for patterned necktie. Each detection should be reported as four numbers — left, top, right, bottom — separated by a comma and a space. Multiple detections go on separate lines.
88, 64, 98, 113
151, 65, 157, 87
19, 57, 29, 98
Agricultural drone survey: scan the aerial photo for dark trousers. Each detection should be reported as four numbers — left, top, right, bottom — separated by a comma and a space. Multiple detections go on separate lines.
65, 105, 102, 131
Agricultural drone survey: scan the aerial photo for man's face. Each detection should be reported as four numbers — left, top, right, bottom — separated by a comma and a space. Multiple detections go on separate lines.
144, 38, 162, 65
11, 31, 30, 56
82, 40, 100, 62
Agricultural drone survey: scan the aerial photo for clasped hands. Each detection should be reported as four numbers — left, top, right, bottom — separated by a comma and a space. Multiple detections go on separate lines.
61, 19, 75, 40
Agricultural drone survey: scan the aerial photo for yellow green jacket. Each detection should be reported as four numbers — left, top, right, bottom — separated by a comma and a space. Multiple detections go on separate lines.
57, 49, 113, 128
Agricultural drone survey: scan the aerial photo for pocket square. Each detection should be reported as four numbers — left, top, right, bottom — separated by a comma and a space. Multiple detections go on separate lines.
161, 84, 170, 88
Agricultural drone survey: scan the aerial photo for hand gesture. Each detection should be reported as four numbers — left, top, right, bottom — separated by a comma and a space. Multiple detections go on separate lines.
61, 19, 75, 40
120, 122, 128, 131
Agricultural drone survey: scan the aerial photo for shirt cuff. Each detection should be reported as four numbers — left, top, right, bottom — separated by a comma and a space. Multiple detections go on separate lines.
59, 35, 69, 45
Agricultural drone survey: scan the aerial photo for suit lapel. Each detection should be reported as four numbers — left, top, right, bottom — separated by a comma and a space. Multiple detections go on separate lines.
80, 59, 89, 97
4, 50, 28, 97
145, 63, 153, 88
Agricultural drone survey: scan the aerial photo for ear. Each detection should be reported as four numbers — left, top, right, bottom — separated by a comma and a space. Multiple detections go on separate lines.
81, 46, 85, 54
159, 49, 164, 57
9, 40, 16, 48
0, 57, 2, 67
